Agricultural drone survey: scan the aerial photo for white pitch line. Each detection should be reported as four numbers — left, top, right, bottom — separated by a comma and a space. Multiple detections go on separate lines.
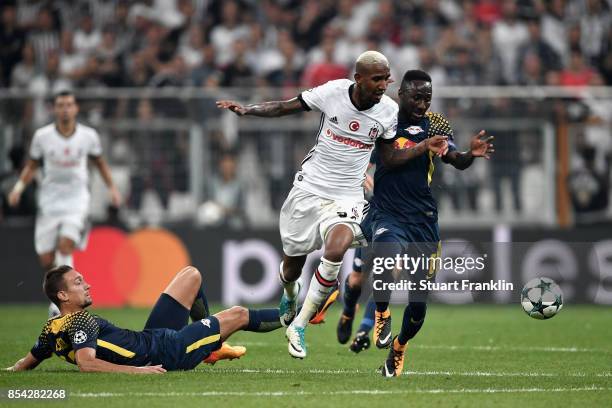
72, 386, 612, 398
234, 342, 611, 354
415, 344, 611, 353
205, 368, 611, 378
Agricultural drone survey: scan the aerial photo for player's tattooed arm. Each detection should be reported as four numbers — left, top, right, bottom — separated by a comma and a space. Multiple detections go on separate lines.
216, 98, 306, 117
378, 135, 448, 169
443, 130, 494, 170
6, 352, 41, 371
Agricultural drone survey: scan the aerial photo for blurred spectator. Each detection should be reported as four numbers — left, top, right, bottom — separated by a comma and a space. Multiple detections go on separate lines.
0, 4, 26, 87
472, 0, 502, 25
517, 18, 562, 74
492, 2, 529, 84
517, 51, 546, 85
414, 0, 451, 48
28, 50, 73, 126
542, 0, 569, 65
59, 30, 87, 81
558, 50, 603, 86
445, 46, 480, 86
10, 42, 37, 89
487, 99, 523, 214
293, 1, 335, 50
198, 152, 246, 228
190, 44, 220, 87
179, 25, 205, 69
221, 38, 257, 88
302, 37, 349, 87
568, 146, 610, 224
265, 32, 305, 91
27, 6, 60, 70
209, 0, 249, 66
579, 0, 610, 65
74, 14, 101, 56
95, 27, 123, 87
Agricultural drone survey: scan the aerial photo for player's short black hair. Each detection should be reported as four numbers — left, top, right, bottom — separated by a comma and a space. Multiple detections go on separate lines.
401, 70, 432, 88
44, 265, 72, 306
53, 90, 76, 103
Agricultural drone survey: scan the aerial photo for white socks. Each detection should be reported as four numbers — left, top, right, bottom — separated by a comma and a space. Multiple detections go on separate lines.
279, 261, 299, 300
55, 251, 73, 267
293, 257, 341, 328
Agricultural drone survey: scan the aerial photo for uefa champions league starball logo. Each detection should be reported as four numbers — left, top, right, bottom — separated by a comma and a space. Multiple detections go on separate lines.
520, 277, 564, 320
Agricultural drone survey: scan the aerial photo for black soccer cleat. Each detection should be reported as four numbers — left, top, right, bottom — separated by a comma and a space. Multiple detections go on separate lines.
349, 331, 371, 353
336, 313, 354, 344
374, 309, 392, 349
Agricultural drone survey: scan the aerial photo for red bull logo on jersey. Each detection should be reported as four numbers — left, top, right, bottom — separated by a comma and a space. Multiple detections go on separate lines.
394, 136, 417, 150
325, 128, 373, 150
405, 126, 424, 135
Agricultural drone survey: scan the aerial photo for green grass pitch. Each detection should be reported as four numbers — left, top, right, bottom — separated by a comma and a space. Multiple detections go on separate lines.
1, 304, 610, 407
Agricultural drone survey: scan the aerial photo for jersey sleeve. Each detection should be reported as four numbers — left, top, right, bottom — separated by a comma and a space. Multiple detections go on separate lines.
67, 311, 99, 351
380, 116, 398, 141
88, 130, 103, 157
29, 131, 43, 161
299, 81, 337, 112
29, 323, 53, 361
428, 112, 456, 152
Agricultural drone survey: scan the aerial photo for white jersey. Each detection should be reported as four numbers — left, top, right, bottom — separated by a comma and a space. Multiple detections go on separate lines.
295, 79, 398, 200
29, 123, 102, 216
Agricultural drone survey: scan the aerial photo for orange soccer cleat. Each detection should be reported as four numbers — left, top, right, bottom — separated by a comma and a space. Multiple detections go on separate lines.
203, 342, 246, 365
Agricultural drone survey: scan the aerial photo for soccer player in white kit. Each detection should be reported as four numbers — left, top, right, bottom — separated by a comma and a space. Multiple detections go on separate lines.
8, 91, 121, 314
217, 52, 446, 358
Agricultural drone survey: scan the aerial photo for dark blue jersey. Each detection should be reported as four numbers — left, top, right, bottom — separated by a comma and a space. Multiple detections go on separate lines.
371, 112, 456, 223
30, 310, 154, 366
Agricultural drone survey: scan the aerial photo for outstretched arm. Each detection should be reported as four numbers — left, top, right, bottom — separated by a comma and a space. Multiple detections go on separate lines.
6, 352, 41, 371
75, 348, 166, 374
442, 130, 494, 170
378, 135, 448, 169
216, 97, 306, 117
8, 159, 39, 207
90, 156, 122, 207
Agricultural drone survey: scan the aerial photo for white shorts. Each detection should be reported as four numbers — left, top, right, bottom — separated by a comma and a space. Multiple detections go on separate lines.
279, 186, 368, 257
34, 212, 90, 255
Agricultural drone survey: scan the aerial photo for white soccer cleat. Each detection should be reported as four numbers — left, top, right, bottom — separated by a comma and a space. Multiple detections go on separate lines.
285, 324, 307, 359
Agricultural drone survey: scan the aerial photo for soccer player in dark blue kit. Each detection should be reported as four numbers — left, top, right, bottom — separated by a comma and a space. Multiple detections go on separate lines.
339, 69, 494, 377
7, 265, 283, 373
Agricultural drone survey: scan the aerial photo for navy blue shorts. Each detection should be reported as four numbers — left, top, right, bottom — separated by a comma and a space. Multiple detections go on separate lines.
144, 293, 221, 370
370, 210, 441, 281
149, 316, 222, 371
144, 293, 190, 331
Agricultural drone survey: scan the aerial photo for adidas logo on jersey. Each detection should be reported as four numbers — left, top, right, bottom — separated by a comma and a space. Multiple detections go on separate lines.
329, 116, 338, 124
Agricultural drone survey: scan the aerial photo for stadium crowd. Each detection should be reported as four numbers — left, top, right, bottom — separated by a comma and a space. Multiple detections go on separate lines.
2, 0, 610, 92
1, 0, 611, 226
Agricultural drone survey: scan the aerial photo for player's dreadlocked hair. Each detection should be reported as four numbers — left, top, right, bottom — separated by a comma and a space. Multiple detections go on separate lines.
401, 70, 432, 89
44, 265, 72, 307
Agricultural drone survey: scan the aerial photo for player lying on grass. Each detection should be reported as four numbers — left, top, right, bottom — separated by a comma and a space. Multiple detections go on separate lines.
6, 265, 282, 373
